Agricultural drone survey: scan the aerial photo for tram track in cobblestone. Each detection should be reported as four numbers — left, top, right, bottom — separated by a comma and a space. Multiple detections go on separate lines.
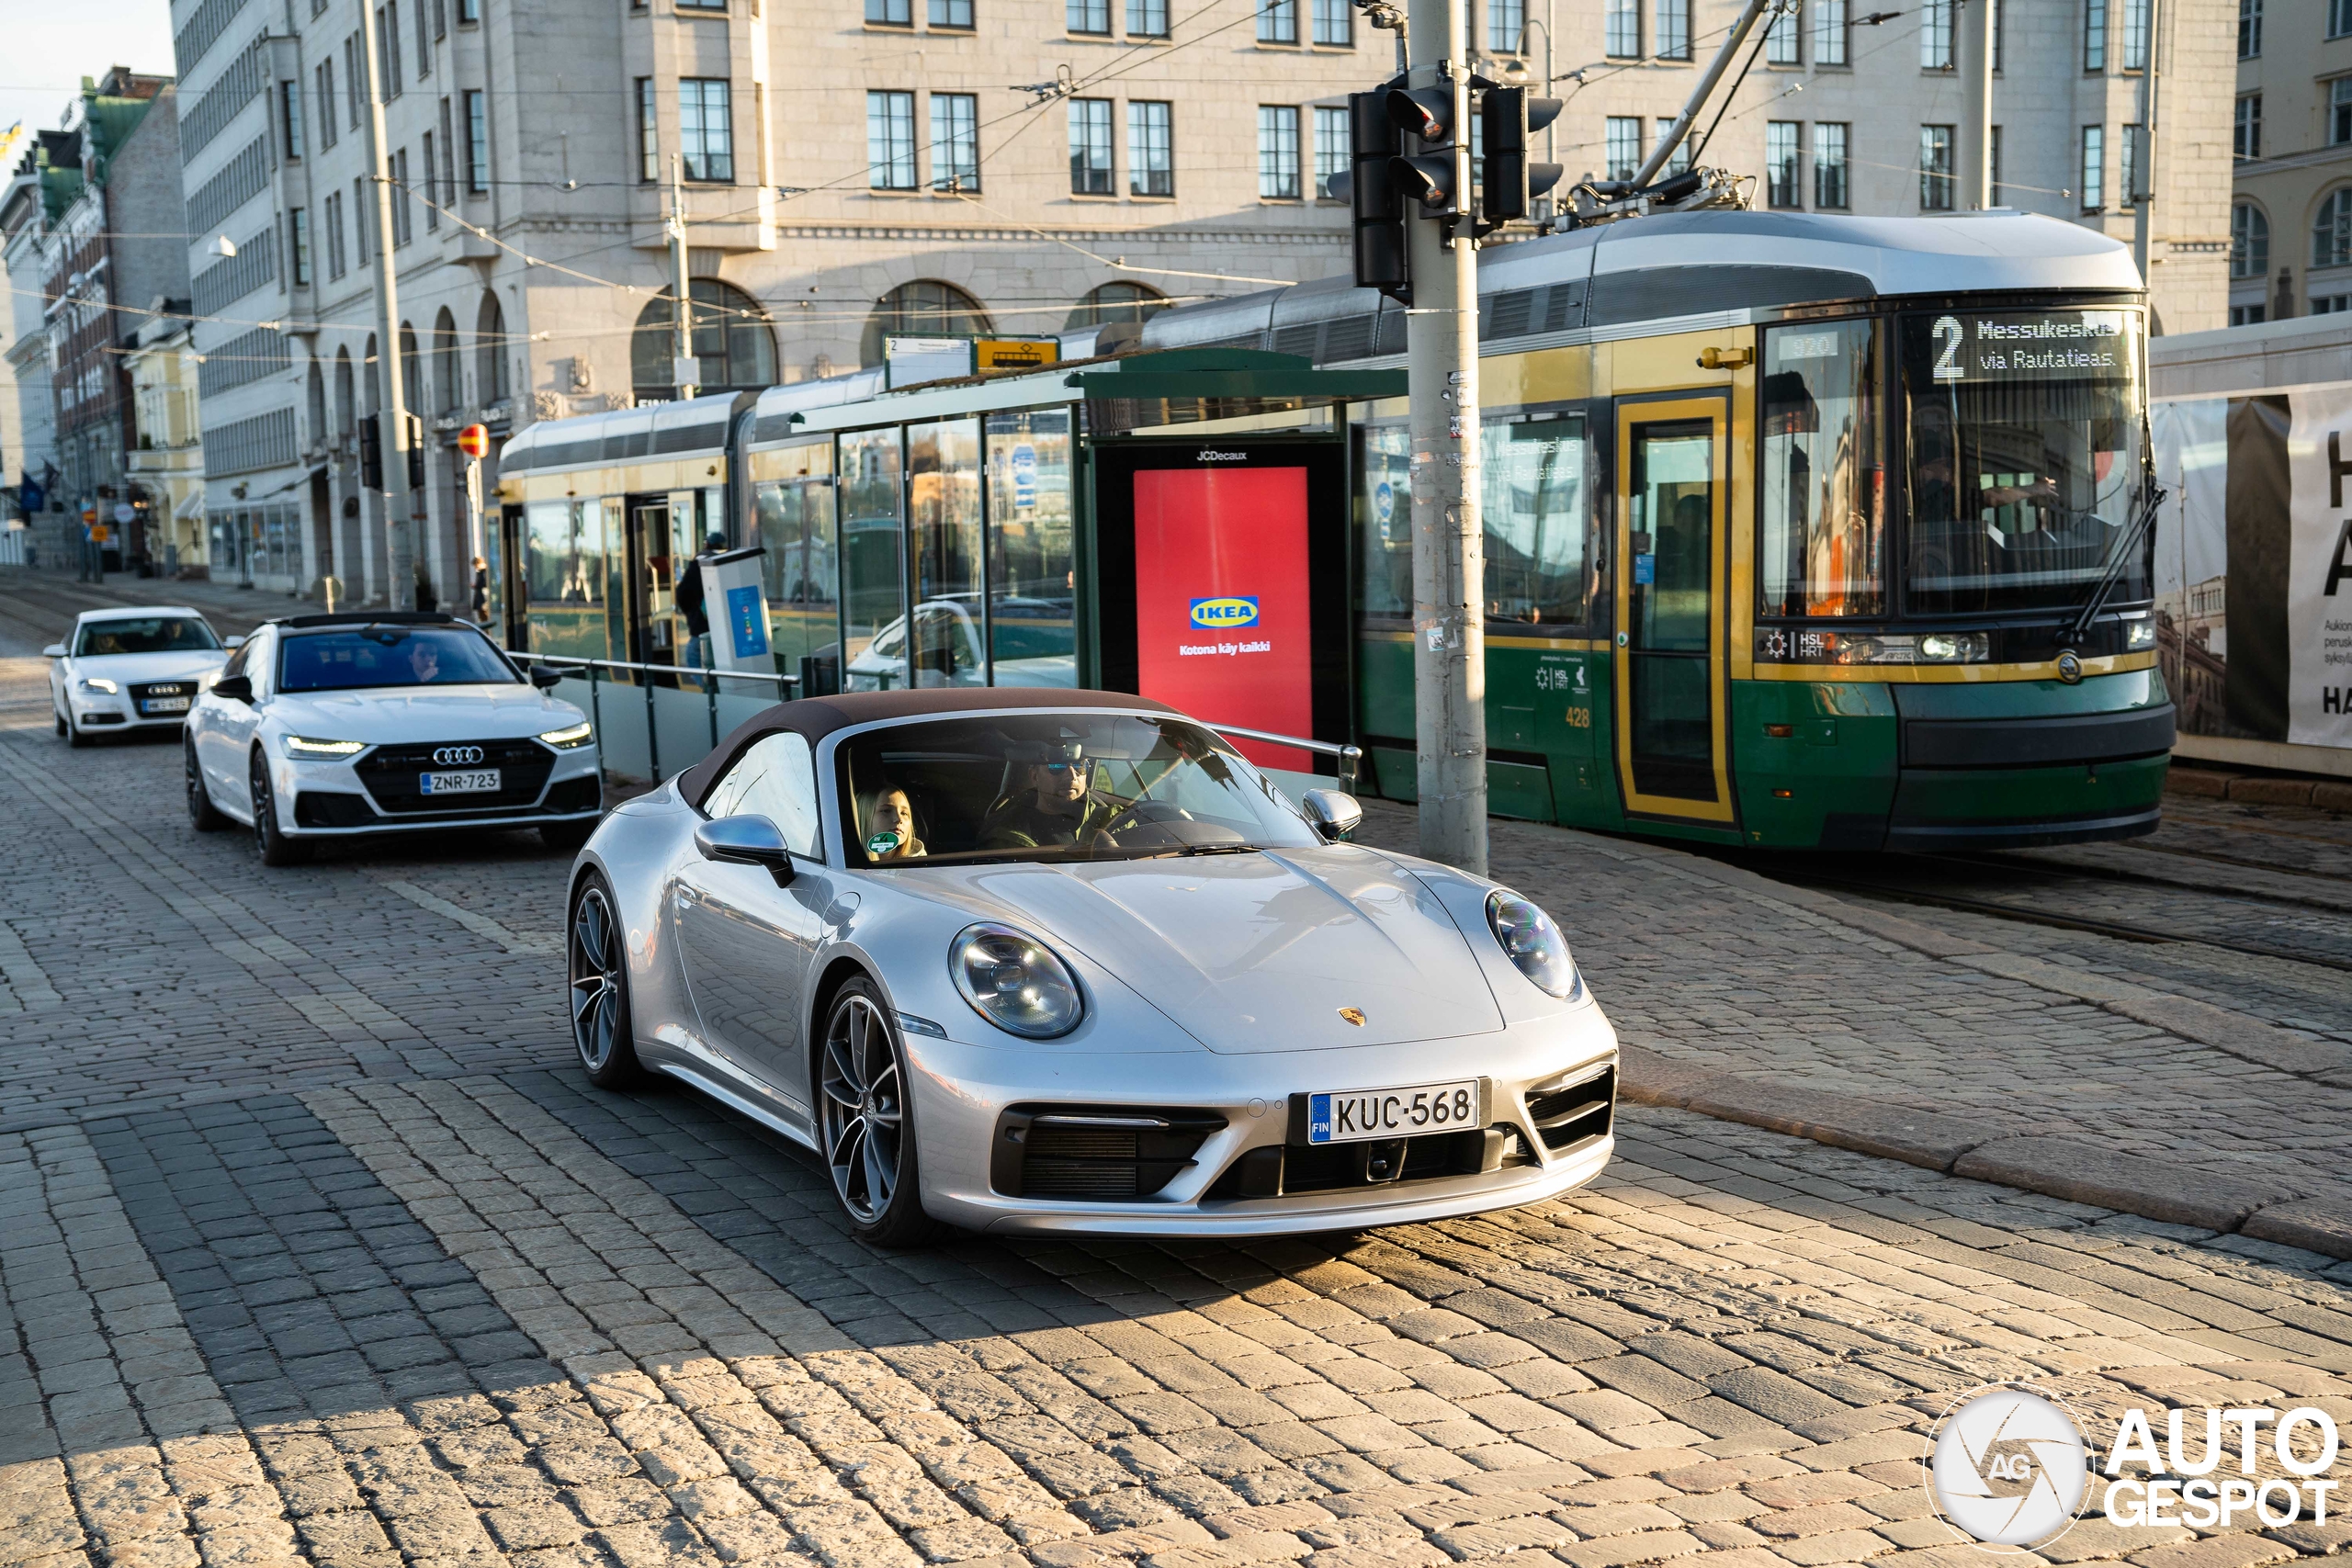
1751, 847, 2352, 976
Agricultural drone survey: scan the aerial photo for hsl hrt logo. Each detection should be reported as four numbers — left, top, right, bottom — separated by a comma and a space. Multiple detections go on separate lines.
1928, 1385, 2091, 1551
1190, 597, 1260, 630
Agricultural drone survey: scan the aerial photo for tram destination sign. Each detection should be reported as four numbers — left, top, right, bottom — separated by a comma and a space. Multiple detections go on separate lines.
1926, 310, 2130, 383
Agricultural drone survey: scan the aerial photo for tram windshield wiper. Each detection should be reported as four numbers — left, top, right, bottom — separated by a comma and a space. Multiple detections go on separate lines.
2060, 481, 2165, 650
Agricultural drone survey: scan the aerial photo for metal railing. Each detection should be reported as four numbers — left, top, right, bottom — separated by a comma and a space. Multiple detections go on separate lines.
527, 654, 799, 784
1206, 723, 1363, 792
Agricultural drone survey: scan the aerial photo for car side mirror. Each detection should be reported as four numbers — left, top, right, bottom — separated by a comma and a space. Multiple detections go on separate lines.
41, 643, 65, 659
223, 635, 246, 649
695, 814, 797, 886
212, 674, 254, 704
1300, 788, 1363, 843
529, 665, 563, 690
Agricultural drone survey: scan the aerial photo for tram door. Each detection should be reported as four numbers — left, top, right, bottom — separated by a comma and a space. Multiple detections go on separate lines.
624, 497, 691, 676
1612, 398, 1734, 824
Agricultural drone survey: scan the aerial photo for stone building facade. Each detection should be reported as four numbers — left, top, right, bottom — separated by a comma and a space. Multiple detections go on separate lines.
2223, 0, 2352, 321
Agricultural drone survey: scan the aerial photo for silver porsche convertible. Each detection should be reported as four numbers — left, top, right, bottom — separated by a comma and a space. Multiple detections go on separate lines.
567, 689, 1619, 1243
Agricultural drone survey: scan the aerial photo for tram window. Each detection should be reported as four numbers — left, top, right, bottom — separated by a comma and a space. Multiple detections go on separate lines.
751, 444, 841, 682
987, 410, 1077, 688
1760, 320, 1884, 618
909, 419, 984, 688
1482, 416, 1589, 626
1356, 423, 1413, 618
1898, 308, 2147, 615
840, 427, 908, 691
526, 499, 609, 658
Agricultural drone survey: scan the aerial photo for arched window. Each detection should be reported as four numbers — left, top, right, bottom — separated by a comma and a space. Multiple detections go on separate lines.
399, 322, 422, 412
434, 307, 462, 413
2313, 188, 2352, 270
2232, 202, 2269, 280
305, 358, 326, 445
334, 349, 355, 437
630, 279, 777, 403
1064, 281, 1168, 331
476, 293, 511, 404
859, 279, 991, 368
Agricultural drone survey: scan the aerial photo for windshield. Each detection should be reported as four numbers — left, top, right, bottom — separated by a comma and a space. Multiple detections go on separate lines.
838, 712, 1323, 866
278, 626, 521, 693
75, 616, 220, 656
1901, 308, 2150, 615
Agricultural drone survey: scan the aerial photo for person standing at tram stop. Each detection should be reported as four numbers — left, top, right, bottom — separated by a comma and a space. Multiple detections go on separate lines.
673, 530, 726, 671
470, 557, 490, 626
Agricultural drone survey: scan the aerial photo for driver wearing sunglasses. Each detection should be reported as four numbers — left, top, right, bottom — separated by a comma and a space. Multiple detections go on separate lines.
979, 742, 1124, 850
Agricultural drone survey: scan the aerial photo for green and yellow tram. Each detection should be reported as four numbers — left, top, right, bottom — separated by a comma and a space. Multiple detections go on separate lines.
493, 209, 2172, 851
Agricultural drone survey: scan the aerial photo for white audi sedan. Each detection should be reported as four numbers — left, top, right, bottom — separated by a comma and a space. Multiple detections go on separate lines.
46, 606, 232, 745
184, 612, 601, 864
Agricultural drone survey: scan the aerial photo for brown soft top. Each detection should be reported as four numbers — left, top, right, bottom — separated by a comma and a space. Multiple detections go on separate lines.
674, 686, 1182, 812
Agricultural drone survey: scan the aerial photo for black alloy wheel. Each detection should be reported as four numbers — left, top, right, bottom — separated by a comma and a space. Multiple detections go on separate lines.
568, 877, 642, 1088
187, 740, 226, 831
818, 978, 938, 1246
54, 705, 66, 738
248, 749, 310, 865
62, 706, 91, 748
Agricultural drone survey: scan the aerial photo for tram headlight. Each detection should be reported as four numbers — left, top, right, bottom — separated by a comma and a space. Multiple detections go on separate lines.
1918, 632, 1990, 662
2126, 619, 2155, 650
1486, 892, 1583, 1001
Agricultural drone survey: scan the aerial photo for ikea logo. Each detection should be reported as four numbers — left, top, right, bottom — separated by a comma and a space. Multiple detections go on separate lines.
1190, 596, 1260, 629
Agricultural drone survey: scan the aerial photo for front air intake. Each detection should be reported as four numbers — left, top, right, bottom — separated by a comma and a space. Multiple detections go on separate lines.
1525, 1065, 1614, 1152
993, 1107, 1227, 1201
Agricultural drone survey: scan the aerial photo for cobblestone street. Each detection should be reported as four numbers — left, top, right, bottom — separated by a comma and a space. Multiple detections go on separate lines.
6, 570, 2352, 1568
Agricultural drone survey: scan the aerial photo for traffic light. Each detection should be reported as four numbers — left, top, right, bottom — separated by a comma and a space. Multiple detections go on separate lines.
1480, 86, 1565, 222
1348, 89, 1408, 296
358, 414, 383, 491
404, 412, 425, 491
1385, 85, 1462, 218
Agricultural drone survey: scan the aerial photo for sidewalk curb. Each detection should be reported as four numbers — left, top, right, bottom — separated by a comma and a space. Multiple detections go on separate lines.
1616, 1044, 2352, 1261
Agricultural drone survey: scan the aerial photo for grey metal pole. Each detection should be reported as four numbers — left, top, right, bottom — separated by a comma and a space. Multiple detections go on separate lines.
669, 157, 697, 401
1408, 0, 1486, 874
1960, 0, 1992, 208
357, 7, 416, 610
2132, 0, 2162, 288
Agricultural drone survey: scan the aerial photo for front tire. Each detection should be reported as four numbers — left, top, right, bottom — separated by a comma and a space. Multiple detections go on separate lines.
64, 709, 91, 748
818, 978, 939, 1247
568, 875, 644, 1089
187, 741, 227, 831
249, 750, 310, 865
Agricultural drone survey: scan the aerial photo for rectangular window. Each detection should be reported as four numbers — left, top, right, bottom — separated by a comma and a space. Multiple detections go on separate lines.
1487, 0, 1524, 51
1766, 3, 1800, 62
1607, 0, 1640, 55
382, 4, 403, 95
1315, 0, 1352, 45
421, 131, 438, 226
1605, 116, 1642, 181
1131, 100, 1174, 196
2120, 0, 2147, 64
1259, 0, 1298, 42
929, 0, 973, 25
1761, 320, 1883, 619
1766, 121, 1802, 206
2335, 0, 2352, 37
433, 0, 445, 39
1656, 0, 1690, 58
345, 36, 363, 128
2335, 78, 2352, 145
1992, 0, 2004, 67
438, 96, 455, 201
1814, 0, 1848, 62
1920, 123, 1954, 209
466, 88, 487, 192
1313, 103, 1349, 198
1127, 0, 1168, 34
414, 0, 430, 75
1920, 0, 1952, 67
2238, 0, 2260, 55
1482, 417, 1590, 627
1069, 98, 1114, 194
288, 207, 311, 285
1655, 118, 1690, 176
867, 89, 916, 189
2235, 94, 2261, 158
2120, 122, 2141, 206
282, 79, 305, 158
315, 62, 336, 148
931, 93, 979, 191
2079, 124, 2103, 209
2231, 304, 2267, 326
394, 148, 413, 243
459, 0, 478, 20
635, 79, 657, 183
681, 78, 733, 182
1067, 0, 1108, 33
1814, 121, 1849, 207
1990, 124, 2002, 202
1257, 104, 1301, 198
986, 411, 1075, 687
866, 0, 911, 21
2083, 0, 2106, 68
325, 190, 345, 278
354, 175, 369, 263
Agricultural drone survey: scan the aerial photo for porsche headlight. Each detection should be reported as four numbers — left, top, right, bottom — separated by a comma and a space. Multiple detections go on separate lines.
1486, 892, 1582, 1000
951, 922, 1083, 1039
283, 736, 367, 760
78, 676, 119, 695
538, 721, 594, 749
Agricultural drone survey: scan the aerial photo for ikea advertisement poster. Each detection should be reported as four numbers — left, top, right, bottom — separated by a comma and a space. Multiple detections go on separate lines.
1131, 465, 1315, 772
